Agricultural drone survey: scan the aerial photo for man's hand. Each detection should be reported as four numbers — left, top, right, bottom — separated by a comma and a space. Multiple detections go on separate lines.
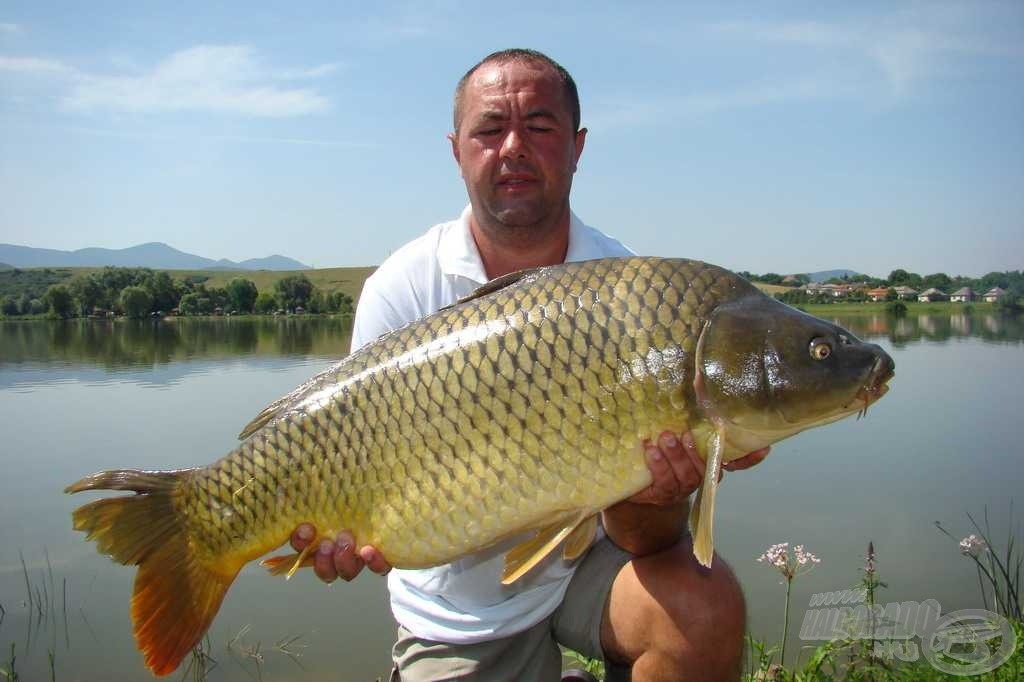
604, 431, 770, 556
628, 431, 770, 506
289, 524, 391, 584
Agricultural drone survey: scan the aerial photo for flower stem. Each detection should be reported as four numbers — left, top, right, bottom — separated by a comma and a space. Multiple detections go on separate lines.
780, 577, 792, 667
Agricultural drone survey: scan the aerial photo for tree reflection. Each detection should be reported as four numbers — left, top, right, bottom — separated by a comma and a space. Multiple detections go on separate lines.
0, 317, 354, 368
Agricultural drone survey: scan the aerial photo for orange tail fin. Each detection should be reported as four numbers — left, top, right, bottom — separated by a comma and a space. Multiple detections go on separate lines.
66, 469, 243, 676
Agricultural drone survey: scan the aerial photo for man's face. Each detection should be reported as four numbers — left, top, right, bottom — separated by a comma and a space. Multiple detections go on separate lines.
450, 60, 586, 233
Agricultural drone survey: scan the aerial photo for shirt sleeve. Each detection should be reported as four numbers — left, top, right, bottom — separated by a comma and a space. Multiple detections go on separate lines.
350, 278, 410, 353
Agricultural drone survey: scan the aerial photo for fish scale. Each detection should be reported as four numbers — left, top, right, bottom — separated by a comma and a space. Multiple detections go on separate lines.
66, 256, 895, 676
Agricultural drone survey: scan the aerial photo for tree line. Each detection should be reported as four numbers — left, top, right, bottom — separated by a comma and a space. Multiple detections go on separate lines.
744, 268, 1023, 309
0, 267, 354, 320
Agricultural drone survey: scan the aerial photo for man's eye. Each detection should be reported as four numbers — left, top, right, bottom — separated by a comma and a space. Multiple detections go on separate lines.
528, 126, 552, 133
476, 128, 501, 136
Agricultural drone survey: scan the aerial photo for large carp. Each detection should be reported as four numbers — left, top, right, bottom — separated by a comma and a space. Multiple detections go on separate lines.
67, 257, 893, 675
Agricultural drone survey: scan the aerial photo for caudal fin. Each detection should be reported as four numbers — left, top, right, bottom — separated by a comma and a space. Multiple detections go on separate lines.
66, 469, 242, 676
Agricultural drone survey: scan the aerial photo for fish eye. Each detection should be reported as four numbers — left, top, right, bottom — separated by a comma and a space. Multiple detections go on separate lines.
809, 338, 832, 360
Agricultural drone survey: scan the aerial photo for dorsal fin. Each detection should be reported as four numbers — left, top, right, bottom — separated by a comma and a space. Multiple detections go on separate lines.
440, 267, 544, 311
237, 360, 344, 439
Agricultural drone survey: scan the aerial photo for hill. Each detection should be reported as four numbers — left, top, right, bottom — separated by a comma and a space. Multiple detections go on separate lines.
0, 242, 309, 271
806, 269, 864, 283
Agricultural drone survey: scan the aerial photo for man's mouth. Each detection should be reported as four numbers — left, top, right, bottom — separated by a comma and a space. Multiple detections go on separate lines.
497, 174, 537, 188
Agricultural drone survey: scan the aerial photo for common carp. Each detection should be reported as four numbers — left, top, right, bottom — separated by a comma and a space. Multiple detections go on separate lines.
66, 256, 893, 675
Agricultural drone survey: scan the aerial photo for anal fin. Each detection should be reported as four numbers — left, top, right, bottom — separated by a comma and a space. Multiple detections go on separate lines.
502, 511, 589, 585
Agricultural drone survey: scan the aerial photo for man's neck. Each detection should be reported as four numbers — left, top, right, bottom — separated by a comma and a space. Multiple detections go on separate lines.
468, 209, 572, 280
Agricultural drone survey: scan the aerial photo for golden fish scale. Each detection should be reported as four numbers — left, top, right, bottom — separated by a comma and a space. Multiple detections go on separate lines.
176, 258, 748, 568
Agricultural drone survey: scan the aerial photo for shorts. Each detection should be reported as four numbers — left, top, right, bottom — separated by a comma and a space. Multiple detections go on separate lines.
390, 536, 633, 681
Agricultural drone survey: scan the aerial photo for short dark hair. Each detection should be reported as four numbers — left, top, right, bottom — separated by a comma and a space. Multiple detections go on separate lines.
453, 48, 580, 132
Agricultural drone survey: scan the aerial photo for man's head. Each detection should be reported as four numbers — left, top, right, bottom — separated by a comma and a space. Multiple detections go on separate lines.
453, 49, 580, 133
449, 49, 587, 240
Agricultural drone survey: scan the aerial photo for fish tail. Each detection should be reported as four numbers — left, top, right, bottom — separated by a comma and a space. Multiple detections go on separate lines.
66, 469, 242, 676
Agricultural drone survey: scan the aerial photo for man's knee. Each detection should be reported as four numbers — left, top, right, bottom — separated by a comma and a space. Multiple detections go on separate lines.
613, 540, 747, 672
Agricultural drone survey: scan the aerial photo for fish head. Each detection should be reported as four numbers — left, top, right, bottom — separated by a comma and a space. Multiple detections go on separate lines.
696, 294, 894, 448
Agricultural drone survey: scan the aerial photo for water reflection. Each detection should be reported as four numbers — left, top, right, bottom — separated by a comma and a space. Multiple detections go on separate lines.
0, 317, 354, 367
811, 311, 1023, 346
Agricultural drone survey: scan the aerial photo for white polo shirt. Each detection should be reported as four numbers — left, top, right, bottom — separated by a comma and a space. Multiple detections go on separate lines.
351, 205, 633, 644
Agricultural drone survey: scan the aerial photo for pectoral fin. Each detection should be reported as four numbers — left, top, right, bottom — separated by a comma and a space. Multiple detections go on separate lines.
502, 511, 589, 585
690, 428, 724, 568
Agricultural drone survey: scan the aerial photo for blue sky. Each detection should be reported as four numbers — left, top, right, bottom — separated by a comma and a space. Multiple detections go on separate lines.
1, 1, 1021, 277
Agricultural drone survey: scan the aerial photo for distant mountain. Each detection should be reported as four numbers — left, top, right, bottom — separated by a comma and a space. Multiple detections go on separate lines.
806, 269, 864, 283
0, 242, 309, 271
0, 262, 12, 271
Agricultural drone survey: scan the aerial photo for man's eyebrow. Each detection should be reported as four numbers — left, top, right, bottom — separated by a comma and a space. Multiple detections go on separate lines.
473, 108, 560, 123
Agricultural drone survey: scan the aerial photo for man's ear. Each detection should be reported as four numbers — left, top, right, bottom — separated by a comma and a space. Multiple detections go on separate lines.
572, 127, 587, 172
448, 131, 460, 165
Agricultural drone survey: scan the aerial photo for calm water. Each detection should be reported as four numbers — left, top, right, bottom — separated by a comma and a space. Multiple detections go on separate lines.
1, 313, 1021, 680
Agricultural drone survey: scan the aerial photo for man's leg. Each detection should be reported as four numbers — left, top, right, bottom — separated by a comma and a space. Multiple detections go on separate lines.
601, 535, 747, 681
391, 619, 563, 681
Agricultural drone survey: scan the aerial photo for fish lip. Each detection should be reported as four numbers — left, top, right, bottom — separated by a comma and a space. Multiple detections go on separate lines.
851, 356, 895, 413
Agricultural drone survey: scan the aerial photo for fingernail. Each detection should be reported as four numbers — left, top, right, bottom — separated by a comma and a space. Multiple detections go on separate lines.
337, 533, 353, 552
297, 525, 313, 541
648, 447, 663, 462
318, 540, 333, 556
662, 434, 678, 448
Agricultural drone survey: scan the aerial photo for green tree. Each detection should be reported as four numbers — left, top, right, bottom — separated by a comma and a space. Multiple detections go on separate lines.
121, 286, 154, 319
29, 298, 45, 314
1, 295, 18, 316
254, 292, 277, 314
922, 272, 952, 292
226, 278, 259, 313
44, 284, 75, 318
327, 291, 354, 314
69, 273, 108, 315
274, 274, 314, 311
18, 293, 32, 315
178, 292, 201, 316
140, 271, 180, 313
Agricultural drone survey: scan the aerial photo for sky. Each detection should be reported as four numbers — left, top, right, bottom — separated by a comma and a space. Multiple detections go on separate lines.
0, 1, 1021, 278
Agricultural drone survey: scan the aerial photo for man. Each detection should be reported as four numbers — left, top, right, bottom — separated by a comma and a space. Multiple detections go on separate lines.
292, 49, 769, 681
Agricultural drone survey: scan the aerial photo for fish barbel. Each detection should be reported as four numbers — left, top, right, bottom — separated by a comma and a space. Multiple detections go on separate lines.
66, 256, 894, 675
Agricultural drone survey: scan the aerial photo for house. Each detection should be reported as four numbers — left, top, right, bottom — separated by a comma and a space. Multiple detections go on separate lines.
894, 286, 918, 300
918, 288, 947, 302
867, 287, 890, 302
950, 287, 974, 303
983, 287, 1007, 303
821, 283, 851, 298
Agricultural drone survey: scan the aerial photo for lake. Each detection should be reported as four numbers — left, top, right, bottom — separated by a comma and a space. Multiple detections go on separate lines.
1, 312, 1021, 680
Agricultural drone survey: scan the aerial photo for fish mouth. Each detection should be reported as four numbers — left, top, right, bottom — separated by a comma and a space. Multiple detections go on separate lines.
851, 354, 895, 420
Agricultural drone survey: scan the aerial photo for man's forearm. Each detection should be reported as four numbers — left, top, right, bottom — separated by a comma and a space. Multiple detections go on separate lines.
602, 497, 690, 556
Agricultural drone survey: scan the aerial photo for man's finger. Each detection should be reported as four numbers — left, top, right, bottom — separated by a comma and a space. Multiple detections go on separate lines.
333, 532, 364, 581
658, 432, 699, 495
313, 539, 338, 583
360, 546, 392, 575
290, 522, 316, 552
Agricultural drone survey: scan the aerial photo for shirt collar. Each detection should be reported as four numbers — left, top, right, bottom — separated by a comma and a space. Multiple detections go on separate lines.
437, 204, 596, 284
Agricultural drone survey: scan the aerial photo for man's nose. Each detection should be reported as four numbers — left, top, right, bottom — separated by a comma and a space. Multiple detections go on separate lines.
500, 127, 527, 159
